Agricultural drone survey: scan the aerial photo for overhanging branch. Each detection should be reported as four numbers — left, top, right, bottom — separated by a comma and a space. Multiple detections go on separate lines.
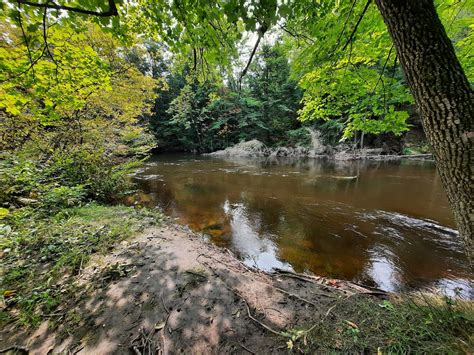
16, 0, 118, 17
238, 26, 267, 90
341, 0, 372, 51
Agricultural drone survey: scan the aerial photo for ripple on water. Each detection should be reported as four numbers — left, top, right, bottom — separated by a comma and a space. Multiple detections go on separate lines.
130, 155, 473, 298
132, 174, 164, 181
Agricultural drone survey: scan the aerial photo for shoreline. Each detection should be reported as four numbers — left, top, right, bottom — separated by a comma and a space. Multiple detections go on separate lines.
1, 221, 383, 353
1, 214, 471, 353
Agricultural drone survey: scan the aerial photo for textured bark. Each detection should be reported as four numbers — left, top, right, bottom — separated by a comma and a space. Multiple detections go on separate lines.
375, 0, 473, 258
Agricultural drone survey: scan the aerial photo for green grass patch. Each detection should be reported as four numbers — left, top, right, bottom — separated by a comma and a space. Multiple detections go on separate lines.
0, 203, 163, 327
299, 294, 473, 353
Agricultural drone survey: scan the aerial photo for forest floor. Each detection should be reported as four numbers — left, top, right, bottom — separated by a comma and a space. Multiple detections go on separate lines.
1, 210, 472, 354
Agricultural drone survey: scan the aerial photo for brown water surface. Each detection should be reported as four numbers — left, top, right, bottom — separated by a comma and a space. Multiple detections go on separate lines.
127, 154, 472, 297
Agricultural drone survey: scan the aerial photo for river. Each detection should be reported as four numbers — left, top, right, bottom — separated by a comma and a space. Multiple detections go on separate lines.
127, 154, 473, 297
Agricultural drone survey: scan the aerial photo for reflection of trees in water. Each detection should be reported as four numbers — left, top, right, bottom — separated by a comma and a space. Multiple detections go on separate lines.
128, 156, 470, 293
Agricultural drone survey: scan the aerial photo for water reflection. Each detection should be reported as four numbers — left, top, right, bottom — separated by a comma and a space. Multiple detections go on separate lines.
223, 200, 291, 270
126, 154, 473, 298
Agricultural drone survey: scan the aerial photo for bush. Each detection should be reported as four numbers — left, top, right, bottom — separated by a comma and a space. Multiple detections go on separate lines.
1, 146, 141, 210
43, 148, 138, 201
38, 186, 86, 212
0, 154, 43, 206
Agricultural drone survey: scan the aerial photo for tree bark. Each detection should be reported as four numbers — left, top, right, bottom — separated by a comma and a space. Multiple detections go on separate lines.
375, 0, 473, 258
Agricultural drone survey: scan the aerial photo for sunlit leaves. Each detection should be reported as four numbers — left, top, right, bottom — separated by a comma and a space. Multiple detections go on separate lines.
285, 0, 471, 138
298, 61, 413, 139
0, 20, 158, 154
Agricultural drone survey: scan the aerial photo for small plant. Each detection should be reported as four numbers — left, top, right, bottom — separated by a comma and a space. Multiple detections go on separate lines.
38, 185, 86, 212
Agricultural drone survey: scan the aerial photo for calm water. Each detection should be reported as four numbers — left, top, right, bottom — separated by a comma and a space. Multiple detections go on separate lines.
127, 154, 473, 297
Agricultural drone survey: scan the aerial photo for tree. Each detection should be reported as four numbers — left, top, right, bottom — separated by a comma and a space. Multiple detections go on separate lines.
0, 21, 157, 155
246, 44, 302, 143
374, 0, 473, 257
4, 0, 473, 256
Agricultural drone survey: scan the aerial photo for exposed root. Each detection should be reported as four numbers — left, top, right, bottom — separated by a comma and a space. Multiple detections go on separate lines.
130, 327, 158, 355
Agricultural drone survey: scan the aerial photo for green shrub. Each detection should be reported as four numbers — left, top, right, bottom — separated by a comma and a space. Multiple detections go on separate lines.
38, 186, 86, 212
0, 155, 43, 205
1, 146, 141, 209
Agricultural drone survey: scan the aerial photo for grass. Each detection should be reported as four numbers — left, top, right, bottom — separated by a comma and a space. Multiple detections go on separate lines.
298, 293, 474, 353
0, 203, 163, 327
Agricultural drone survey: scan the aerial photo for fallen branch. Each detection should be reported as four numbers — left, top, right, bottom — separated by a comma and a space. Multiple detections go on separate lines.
272, 268, 319, 283
274, 286, 334, 306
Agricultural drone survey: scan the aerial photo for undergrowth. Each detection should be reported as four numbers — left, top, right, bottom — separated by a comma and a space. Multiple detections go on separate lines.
300, 294, 473, 353
0, 203, 163, 327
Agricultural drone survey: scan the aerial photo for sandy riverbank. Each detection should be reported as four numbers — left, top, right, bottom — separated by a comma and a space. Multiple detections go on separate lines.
1, 221, 391, 354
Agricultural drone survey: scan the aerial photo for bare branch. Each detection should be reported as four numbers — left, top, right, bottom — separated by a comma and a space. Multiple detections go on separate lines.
16, 7, 36, 79
238, 26, 266, 90
16, 0, 118, 17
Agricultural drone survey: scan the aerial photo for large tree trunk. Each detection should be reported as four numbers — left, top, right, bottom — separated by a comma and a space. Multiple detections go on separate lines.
375, 0, 473, 258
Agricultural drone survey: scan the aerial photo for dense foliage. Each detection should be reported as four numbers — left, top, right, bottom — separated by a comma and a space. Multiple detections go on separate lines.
0, 0, 472, 346
149, 44, 303, 152
1, 21, 158, 207
1, 20, 162, 326
1, 1, 472, 153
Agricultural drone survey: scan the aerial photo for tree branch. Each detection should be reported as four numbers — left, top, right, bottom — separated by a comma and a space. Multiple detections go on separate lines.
279, 25, 315, 44
372, 44, 394, 93
0, 46, 47, 83
16, 0, 118, 17
238, 27, 266, 90
342, 0, 372, 51
334, 0, 358, 51
42, 4, 60, 73
16, 7, 36, 79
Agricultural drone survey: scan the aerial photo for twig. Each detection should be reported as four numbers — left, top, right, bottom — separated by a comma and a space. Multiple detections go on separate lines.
42, 311, 65, 317
272, 268, 317, 283
42, 4, 59, 76
279, 25, 315, 44
322, 293, 356, 321
371, 44, 394, 96
274, 286, 330, 306
16, 7, 35, 79
242, 298, 282, 336
239, 343, 256, 354
0, 46, 47, 83
333, 0, 358, 52
0, 345, 29, 354
160, 294, 169, 314
293, 293, 358, 337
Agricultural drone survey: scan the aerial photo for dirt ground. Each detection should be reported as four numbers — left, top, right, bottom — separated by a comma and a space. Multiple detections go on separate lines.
1, 222, 385, 354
